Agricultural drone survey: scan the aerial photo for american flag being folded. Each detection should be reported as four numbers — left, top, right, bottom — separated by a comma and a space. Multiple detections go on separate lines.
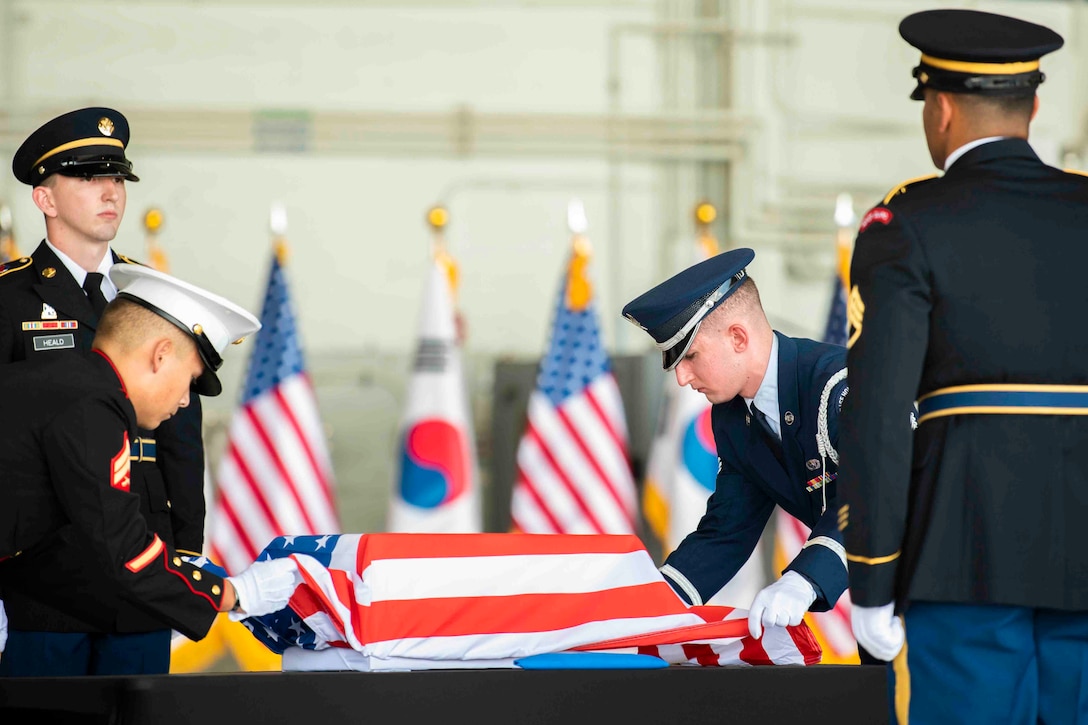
194, 533, 820, 670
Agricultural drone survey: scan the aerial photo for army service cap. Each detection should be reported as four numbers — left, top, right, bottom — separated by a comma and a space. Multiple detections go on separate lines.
900, 9, 1064, 101
109, 265, 261, 397
622, 248, 755, 371
12, 107, 140, 185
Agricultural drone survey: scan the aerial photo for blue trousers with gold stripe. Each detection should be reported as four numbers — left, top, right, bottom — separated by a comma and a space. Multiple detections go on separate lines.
889, 601, 1088, 724
0, 629, 171, 677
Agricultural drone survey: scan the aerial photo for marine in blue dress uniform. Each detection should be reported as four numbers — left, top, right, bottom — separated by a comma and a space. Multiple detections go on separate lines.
622, 249, 850, 643
836, 9, 1088, 723
0, 108, 205, 676
0, 264, 298, 675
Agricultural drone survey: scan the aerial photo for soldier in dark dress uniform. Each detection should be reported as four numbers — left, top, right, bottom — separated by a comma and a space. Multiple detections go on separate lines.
0, 108, 205, 675
837, 9, 1088, 724
0, 264, 299, 676
622, 249, 850, 644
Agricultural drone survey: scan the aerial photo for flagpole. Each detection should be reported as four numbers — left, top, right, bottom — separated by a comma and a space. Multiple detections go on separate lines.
0, 202, 20, 263
143, 207, 169, 272
427, 204, 464, 344
387, 204, 480, 533
510, 198, 637, 535
566, 198, 592, 311
270, 201, 289, 263
693, 200, 720, 258
833, 193, 855, 292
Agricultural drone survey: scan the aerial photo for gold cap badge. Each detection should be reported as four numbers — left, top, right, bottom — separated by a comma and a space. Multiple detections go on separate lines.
98, 117, 115, 136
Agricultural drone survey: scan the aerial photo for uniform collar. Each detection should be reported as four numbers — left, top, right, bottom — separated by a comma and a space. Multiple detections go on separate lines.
43, 239, 118, 301
744, 333, 780, 436
944, 136, 1006, 171
91, 348, 127, 396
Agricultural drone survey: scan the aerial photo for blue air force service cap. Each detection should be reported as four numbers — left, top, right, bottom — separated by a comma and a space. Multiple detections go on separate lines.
109, 265, 261, 397
622, 248, 754, 371
12, 107, 140, 186
900, 10, 1064, 101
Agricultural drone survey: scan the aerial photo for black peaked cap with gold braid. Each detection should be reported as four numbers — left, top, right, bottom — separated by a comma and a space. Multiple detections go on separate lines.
900, 9, 1063, 101
12, 107, 139, 185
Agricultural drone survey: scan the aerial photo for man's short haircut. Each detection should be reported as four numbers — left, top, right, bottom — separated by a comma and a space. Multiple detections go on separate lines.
96, 296, 193, 353
704, 276, 762, 330
955, 92, 1036, 124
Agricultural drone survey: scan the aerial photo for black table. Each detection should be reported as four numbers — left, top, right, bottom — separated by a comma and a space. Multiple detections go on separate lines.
0, 666, 889, 724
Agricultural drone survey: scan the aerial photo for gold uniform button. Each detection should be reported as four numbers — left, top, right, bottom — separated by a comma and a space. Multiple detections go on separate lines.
173, 557, 182, 566
192, 570, 202, 581
166, 499, 172, 508
42, 267, 56, 279
211, 585, 221, 596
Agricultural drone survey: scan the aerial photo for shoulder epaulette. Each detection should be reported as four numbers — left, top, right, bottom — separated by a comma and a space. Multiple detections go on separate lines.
115, 253, 146, 267
882, 173, 939, 205
0, 256, 33, 279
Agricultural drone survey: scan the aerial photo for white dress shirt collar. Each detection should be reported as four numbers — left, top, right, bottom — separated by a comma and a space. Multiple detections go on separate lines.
943, 136, 1007, 171
44, 240, 118, 301
743, 333, 781, 439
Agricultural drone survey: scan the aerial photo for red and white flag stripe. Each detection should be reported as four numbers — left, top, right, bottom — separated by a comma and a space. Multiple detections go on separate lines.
213, 375, 338, 575
512, 377, 636, 534
257, 533, 820, 671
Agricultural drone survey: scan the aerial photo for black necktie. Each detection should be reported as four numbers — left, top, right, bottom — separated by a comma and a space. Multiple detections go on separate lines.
83, 272, 108, 317
751, 405, 786, 468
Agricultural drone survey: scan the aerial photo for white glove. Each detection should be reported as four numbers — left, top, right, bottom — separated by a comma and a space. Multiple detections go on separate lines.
0, 599, 7, 654
226, 557, 301, 621
851, 602, 904, 661
748, 571, 817, 639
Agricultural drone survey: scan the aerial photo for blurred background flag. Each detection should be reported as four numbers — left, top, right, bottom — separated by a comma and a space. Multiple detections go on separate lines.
820, 193, 853, 347
510, 200, 637, 534
0, 203, 20, 263
771, 192, 859, 664
641, 201, 766, 605
387, 205, 481, 533
210, 202, 340, 573
143, 207, 170, 272
176, 204, 340, 672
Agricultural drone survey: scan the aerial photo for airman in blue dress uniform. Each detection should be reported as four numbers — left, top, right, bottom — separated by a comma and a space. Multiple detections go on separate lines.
837, 9, 1088, 723
623, 249, 850, 643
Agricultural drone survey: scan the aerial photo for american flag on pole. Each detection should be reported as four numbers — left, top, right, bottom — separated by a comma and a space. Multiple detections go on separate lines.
510, 205, 637, 534
772, 193, 858, 664
190, 533, 820, 670
209, 231, 339, 577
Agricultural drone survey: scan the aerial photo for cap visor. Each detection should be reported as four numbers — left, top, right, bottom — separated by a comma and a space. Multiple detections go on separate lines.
194, 369, 222, 397
57, 160, 139, 182
663, 327, 698, 371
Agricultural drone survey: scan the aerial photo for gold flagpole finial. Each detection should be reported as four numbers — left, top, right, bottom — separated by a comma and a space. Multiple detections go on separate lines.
833, 193, 855, 288
270, 202, 289, 264
426, 205, 449, 232
694, 200, 717, 227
